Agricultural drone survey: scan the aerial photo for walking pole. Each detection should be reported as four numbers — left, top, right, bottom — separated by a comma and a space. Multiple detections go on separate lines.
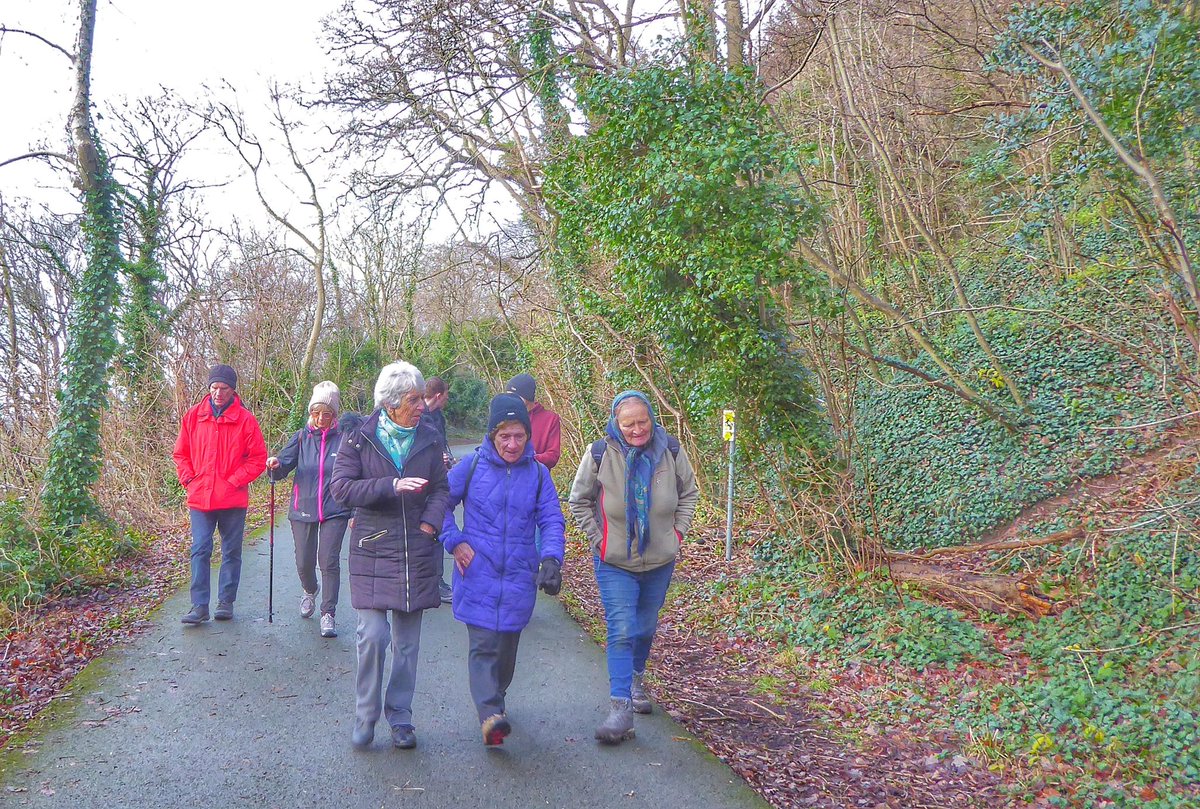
268, 478, 275, 623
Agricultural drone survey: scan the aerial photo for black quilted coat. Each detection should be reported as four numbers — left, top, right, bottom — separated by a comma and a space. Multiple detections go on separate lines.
330, 409, 450, 612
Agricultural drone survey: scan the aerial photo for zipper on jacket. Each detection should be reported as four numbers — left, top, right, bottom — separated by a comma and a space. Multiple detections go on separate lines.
364, 418, 432, 611
498, 465, 510, 628
317, 428, 327, 522
358, 529, 387, 548
401, 496, 410, 612
398, 438, 411, 613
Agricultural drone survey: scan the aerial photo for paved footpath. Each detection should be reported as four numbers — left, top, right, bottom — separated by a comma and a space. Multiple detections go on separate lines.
0, 470, 768, 808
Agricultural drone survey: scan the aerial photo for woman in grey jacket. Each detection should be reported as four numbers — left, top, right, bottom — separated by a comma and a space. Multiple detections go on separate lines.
330, 362, 450, 751
568, 390, 699, 745
266, 381, 354, 638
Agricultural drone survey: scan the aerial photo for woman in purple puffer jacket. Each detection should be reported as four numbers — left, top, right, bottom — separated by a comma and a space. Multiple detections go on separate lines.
440, 393, 566, 747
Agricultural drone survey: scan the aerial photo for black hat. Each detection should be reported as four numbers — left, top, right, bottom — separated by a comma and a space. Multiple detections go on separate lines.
504, 373, 536, 402
207, 364, 238, 390
487, 393, 531, 436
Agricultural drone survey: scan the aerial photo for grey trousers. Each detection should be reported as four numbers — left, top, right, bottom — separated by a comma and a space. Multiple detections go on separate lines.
467, 624, 521, 722
291, 517, 347, 616
355, 608, 423, 729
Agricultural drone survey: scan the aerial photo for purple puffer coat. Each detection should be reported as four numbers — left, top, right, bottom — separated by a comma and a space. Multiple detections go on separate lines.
440, 437, 565, 633
330, 409, 450, 613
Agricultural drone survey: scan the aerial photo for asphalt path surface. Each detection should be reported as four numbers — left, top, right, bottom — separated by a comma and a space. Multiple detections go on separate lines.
0, 443, 767, 809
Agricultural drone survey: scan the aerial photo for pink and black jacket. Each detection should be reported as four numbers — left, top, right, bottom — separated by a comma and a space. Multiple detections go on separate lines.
268, 413, 360, 523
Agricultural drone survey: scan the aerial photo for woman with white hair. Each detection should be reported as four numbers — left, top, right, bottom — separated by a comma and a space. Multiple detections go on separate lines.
265, 380, 358, 638
330, 361, 450, 751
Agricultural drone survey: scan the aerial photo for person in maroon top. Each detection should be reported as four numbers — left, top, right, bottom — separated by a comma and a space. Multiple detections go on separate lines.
504, 373, 562, 469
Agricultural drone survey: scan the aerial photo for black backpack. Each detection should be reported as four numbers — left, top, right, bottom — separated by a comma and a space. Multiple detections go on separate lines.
590, 436, 681, 470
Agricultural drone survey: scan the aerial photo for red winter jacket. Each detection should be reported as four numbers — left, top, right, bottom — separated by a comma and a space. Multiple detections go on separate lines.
173, 394, 267, 511
528, 401, 562, 469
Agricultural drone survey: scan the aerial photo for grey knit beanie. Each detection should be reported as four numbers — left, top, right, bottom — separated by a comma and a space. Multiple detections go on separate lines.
308, 380, 341, 417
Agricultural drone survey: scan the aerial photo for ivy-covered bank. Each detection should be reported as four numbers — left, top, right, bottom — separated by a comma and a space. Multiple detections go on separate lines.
855, 263, 1180, 552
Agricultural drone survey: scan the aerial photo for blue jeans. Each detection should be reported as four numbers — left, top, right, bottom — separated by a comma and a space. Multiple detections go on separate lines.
593, 556, 675, 700
189, 507, 247, 607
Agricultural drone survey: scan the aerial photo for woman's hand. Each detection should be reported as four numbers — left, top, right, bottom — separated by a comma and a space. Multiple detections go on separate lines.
419, 522, 437, 536
266, 456, 280, 470
452, 542, 474, 574
393, 476, 428, 494
536, 558, 562, 595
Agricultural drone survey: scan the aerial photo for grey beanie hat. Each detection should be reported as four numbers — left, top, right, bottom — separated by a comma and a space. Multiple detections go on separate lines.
208, 364, 238, 390
308, 380, 341, 417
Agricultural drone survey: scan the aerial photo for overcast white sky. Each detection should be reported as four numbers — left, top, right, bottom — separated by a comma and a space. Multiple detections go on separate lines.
0, 0, 511, 240
2, 0, 335, 204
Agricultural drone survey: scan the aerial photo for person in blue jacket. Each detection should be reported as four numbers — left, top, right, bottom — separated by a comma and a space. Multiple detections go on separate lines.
266, 381, 356, 638
440, 393, 566, 746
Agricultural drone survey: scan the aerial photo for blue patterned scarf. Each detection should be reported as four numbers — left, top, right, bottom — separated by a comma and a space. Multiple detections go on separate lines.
606, 390, 668, 559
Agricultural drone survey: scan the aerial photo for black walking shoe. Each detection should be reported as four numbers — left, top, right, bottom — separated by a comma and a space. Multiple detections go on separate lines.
482, 713, 511, 746
180, 605, 209, 624
391, 724, 417, 749
213, 602, 233, 620
438, 579, 452, 604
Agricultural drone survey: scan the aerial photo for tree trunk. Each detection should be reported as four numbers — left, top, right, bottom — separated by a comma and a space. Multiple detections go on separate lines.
0, 237, 22, 432
42, 0, 124, 532
725, 0, 745, 69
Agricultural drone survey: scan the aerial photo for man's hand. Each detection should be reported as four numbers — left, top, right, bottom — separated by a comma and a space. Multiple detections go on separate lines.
266, 456, 281, 470
419, 522, 437, 537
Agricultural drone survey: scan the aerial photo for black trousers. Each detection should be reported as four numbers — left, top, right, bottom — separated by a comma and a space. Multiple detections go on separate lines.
466, 624, 521, 722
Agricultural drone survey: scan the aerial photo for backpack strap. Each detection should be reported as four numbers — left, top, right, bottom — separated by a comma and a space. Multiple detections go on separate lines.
462, 451, 481, 499
591, 436, 680, 469
590, 439, 607, 470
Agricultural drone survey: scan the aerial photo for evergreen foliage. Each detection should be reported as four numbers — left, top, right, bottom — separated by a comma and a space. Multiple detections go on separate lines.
42, 157, 123, 533
545, 62, 828, 455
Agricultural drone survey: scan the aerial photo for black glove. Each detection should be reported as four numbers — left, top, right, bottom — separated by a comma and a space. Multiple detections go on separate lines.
536, 557, 562, 596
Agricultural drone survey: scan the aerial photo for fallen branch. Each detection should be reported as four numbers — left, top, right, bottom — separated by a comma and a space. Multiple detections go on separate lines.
887, 561, 1055, 619
890, 526, 1085, 562
747, 699, 787, 721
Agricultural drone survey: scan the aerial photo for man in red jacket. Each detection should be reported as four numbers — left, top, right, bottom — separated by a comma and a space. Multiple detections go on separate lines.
173, 364, 267, 624
504, 373, 561, 469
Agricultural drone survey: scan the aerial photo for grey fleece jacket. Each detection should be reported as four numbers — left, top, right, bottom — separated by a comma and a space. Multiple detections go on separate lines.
567, 436, 700, 572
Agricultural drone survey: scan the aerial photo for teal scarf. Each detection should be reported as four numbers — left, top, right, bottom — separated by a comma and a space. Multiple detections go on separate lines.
377, 412, 416, 471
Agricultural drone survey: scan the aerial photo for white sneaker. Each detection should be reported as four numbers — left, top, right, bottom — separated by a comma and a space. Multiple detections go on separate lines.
299, 589, 317, 619
320, 613, 336, 638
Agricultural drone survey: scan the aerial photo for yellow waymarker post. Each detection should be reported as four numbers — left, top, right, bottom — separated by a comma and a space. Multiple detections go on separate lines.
723, 409, 736, 561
